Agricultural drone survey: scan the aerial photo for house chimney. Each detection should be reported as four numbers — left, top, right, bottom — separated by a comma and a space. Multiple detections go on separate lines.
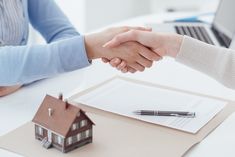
48, 108, 53, 116
58, 93, 63, 101
65, 99, 69, 109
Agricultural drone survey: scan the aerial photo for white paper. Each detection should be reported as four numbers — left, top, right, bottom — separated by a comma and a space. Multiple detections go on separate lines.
72, 78, 226, 133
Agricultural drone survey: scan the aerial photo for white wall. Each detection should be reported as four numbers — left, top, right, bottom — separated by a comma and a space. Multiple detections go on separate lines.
31, 0, 219, 43
56, 0, 151, 33
55, 0, 86, 33
150, 0, 219, 13
55, 0, 219, 33
85, 0, 151, 31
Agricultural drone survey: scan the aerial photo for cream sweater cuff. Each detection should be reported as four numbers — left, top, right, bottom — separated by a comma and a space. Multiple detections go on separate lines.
175, 36, 235, 89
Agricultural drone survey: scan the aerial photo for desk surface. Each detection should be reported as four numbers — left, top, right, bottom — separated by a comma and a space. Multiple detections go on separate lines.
1, 12, 235, 157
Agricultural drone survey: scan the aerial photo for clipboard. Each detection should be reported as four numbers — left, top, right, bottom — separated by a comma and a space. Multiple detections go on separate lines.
0, 76, 235, 157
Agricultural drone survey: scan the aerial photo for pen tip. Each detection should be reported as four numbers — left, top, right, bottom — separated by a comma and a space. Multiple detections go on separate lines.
133, 110, 140, 114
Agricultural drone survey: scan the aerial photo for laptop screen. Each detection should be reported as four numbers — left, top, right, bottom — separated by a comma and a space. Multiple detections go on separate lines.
213, 0, 235, 39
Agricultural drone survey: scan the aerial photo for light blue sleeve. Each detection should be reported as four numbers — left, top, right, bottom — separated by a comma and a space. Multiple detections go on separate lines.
0, 0, 91, 86
0, 36, 90, 86
28, 0, 80, 42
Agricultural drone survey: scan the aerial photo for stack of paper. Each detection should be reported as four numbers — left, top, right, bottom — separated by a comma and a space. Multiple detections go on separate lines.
72, 77, 226, 133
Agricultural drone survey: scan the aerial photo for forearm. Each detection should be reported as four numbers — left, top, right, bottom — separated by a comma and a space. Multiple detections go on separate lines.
0, 36, 90, 86
176, 36, 235, 89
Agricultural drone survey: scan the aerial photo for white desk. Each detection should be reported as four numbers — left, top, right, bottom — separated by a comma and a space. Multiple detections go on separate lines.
1, 12, 235, 157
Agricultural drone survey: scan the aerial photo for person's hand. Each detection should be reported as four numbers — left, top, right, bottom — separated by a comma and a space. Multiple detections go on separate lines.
101, 57, 131, 73
102, 30, 183, 72
84, 27, 162, 72
103, 30, 183, 57
0, 85, 21, 97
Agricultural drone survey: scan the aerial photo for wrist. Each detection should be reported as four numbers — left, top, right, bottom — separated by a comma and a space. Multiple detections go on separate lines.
84, 34, 98, 60
165, 34, 183, 58
84, 33, 105, 60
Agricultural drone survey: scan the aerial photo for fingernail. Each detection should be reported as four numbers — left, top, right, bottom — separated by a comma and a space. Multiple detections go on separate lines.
114, 58, 119, 63
102, 43, 108, 48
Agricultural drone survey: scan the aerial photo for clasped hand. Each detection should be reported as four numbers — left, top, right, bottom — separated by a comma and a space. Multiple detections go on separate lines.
92, 27, 183, 73
84, 26, 162, 73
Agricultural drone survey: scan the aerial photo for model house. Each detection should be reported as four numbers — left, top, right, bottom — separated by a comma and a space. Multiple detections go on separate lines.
32, 94, 94, 153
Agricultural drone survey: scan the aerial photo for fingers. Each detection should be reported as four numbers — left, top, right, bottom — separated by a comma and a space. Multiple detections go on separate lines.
139, 48, 162, 61
109, 58, 122, 67
103, 30, 137, 48
117, 61, 127, 70
0, 85, 21, 97
129, 62, 145, 72
123, 26, 152, 32
136, 55, 153, 68
103, 58, 141, 74
120, 67, 128, 73
135, 45, 161, 68
101, 58, 110, 63
126, 67, 137, 73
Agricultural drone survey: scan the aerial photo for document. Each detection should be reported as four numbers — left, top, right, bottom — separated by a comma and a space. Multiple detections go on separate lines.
72, 77, 226, 133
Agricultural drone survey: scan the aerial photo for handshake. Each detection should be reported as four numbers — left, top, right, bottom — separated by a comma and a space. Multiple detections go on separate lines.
0, 27, 183, 97
85, 26, 183, 73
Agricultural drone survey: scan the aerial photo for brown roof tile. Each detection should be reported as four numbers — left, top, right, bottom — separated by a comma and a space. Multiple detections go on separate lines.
32, 95, 81, 137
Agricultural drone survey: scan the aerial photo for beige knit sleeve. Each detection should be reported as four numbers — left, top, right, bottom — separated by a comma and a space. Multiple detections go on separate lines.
175, 36, 235, 89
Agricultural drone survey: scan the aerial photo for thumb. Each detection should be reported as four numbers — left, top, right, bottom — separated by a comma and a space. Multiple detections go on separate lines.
103, 30, 138, 48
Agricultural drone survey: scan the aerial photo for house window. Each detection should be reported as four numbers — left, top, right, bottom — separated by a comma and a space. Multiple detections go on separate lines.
53, 134, 63, 145
80, 120, 87, 127
71, 123, 80, 131
66, 137, 73, 146
72, 135, 77, 144
72, 124, 76, 130
77, 133, 81, 141
58, 136, 63, 145
66, 134, 82, 146
81, 131, 86, 140
35, 125, 43, 136
53, 134, 58, 143
85, 129, 91, 138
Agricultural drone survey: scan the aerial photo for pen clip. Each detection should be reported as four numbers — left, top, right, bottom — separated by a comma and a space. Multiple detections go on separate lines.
170, 113, 195, 118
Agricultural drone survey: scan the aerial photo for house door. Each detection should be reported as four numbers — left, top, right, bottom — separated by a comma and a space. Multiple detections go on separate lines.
48, 130, 52, 142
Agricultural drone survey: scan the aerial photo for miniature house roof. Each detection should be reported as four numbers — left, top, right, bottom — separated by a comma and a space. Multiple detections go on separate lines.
32, 95, 94, 137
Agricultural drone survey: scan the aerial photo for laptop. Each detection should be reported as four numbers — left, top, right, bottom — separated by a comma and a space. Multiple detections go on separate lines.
147, 0, 235, 48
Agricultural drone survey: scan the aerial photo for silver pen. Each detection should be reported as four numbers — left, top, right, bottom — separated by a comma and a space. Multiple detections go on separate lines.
134, 110, 196, 118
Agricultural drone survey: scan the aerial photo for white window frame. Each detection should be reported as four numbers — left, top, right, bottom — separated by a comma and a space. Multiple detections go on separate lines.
36, 126, 43, 136
35, 125, 39, 134
85, 129, 91, 138
53, 134, 58, 143
72, 135, 77, 144
77, 133, 81, 141
72, 123, 77, 130
81, 131, 86, 140
71, 122, 80, 131
80, 120, 87, 127
66, 137, 73, 146
58, 136, 63, 145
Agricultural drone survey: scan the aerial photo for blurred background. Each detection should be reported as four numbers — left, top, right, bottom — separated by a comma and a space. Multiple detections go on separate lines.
30, 0, 220, 43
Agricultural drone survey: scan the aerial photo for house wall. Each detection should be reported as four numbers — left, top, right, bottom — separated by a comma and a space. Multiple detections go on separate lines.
51, 133, 64, 150
35, 124, 48, 140
64, 111, 93, 152
34, 111, 94, 153
35, 124, 64, 152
